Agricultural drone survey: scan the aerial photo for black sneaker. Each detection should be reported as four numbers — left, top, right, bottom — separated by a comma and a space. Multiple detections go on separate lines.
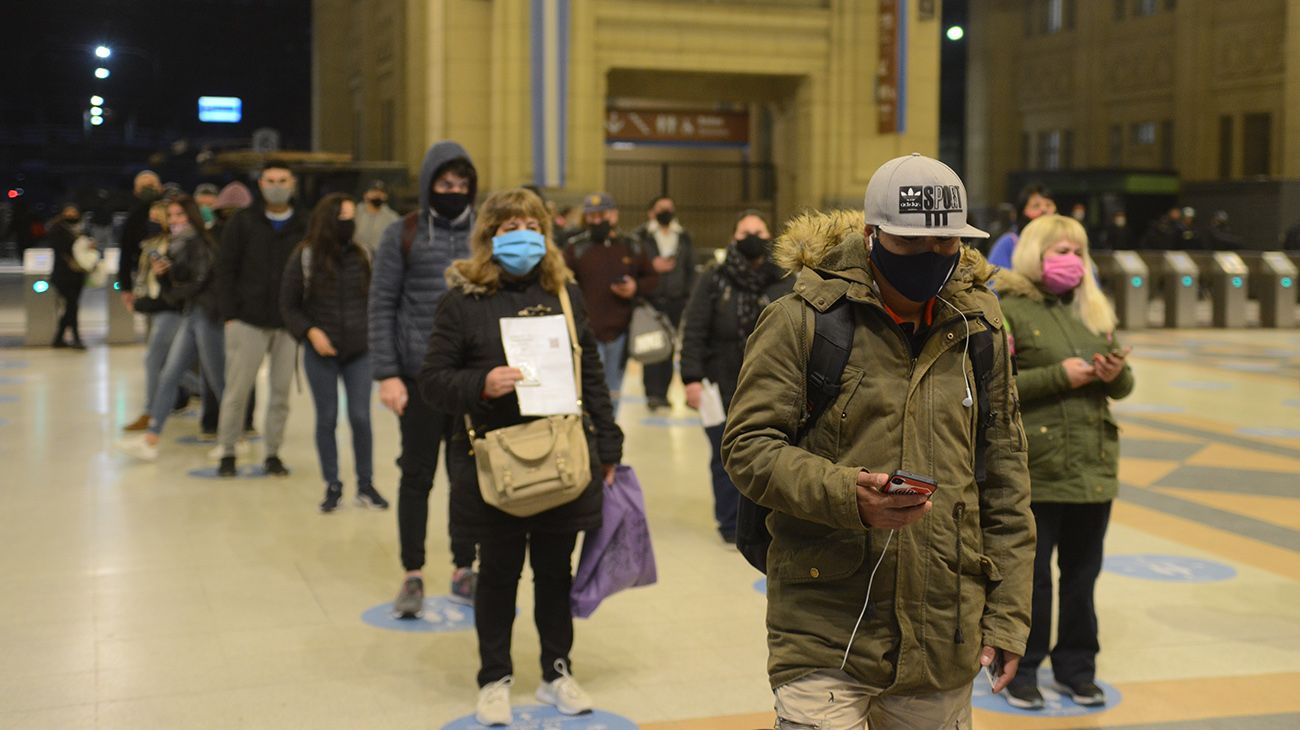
217, 456, 237, 478
1059, 679, 1106, 707
355, 484, 390, 510
1004, 677, 1045, 710
319, 483, 343, 513
264, 456, 289, 477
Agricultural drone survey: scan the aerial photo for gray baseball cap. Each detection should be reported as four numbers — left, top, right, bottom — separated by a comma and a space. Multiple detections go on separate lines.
864, 153, 988, 239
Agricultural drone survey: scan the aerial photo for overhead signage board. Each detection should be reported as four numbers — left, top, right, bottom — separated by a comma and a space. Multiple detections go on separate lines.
605, 110, 749, 146
198, 96, 242, 123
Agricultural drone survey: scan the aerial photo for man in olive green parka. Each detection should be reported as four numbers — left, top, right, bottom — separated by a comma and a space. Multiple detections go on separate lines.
723, 154, 1035, 729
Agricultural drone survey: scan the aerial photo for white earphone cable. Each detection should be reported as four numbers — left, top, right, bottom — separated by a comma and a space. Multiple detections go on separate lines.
840, 528, 896, 671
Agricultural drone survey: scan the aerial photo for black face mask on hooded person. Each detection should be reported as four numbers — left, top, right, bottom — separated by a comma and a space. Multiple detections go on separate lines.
869, 233, 960, 303
736, 234, 769, 260
430, 192, 470, 220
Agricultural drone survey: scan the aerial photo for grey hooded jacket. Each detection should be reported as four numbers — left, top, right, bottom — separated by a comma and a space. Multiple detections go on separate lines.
368, 141, 476, 381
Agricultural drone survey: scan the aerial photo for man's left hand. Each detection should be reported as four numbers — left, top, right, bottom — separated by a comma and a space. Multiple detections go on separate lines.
980, 646, 1021, 694
652, 256, 676, 274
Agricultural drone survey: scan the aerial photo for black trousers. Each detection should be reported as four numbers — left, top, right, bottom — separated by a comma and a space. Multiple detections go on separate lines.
642, 299, 684, 401
476, 531, 579, 687
1019, 500, 1112, 685
53, 278, 84, 342
396, 376, 475, 571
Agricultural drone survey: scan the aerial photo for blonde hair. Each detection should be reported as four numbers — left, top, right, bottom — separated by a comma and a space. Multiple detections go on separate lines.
1011, 214, 1118, 335
450, 188, 572, 295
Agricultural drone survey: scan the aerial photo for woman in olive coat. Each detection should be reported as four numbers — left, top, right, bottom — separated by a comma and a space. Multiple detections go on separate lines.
992, 214, 1134, 711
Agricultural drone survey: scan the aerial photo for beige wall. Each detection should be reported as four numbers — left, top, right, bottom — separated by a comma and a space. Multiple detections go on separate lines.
313, 0, 943, 213
966, 0, 1294, 208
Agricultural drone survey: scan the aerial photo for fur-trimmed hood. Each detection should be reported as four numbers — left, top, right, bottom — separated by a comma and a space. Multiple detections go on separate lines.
445, 262, 490, 296
988, 266, 1046, 301
771, 209, 999, 312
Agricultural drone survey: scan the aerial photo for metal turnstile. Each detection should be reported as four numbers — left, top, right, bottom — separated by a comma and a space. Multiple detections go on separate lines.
1098, 251, 1149, 330
22, 248, 58, 346
103, 248, 138, 344
1254, 252, 1298, 328
1208, 251, 1249, 328
1161, 251, 1200, 328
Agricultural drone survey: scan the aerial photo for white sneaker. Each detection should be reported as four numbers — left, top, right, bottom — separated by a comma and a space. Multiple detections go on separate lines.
207, 441, 251, 461
475, 676, 513, 726
535, 660, 593, 715
118, 436, 159, 462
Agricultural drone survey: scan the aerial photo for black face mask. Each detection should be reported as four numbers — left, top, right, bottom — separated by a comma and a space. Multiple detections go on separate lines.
366, 198, 384, 209
736, 234, 769, 260
64, 216, 82, 226
654, 210, 675, 227
335, 219, 356, 243
429, 192, 470, 220
869, 234, 959, 303
588, 221, 612, 243
145, 221, 163, 237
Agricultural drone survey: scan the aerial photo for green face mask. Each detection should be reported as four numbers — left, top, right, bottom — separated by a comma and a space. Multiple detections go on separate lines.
199, 205, 215, 225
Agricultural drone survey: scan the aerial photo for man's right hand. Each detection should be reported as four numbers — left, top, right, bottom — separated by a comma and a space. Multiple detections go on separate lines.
856, 471, 932, 529
379, 377, 409, 416
1062, 357, 1096, 389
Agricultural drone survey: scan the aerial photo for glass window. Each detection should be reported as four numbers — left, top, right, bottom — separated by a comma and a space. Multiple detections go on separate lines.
1046, 0, 1064, 33
1038, 130, 1063, 170
1242, 112, 1273, 176
1135, 0, 1158, 17
1131, 121, 1157, 146
1218, 115, 1234, 179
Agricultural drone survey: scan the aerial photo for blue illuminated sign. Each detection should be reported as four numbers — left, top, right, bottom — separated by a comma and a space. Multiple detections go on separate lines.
1231, 276, 1243, 289
32, 280, 49, 294
1181, 275, 1194, 287
198, 96, 242, 123
1130, 276, 1143, 288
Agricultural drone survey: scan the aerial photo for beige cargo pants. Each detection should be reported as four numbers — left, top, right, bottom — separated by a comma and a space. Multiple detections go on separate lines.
774, 669, 972, 730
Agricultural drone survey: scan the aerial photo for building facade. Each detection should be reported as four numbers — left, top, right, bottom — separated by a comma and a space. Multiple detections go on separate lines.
312, 0, 943, 241
965, 0, 1300, 244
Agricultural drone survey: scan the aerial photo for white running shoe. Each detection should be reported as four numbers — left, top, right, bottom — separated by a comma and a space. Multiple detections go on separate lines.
207, 441, 251, 461
535, 660, 593, 715
475, 676, 513, 726
118, 435, 159, 462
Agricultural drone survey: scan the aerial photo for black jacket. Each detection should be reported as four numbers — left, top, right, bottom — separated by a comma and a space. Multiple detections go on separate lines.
47, 222, 82, 290
217, 203, 307, 328
280, 243, 372, 361
161, 231, 219, 319
679, 261, 794, 410
418, 273, 623, 541
116, 197, 153, 291
634, 222, 696, 316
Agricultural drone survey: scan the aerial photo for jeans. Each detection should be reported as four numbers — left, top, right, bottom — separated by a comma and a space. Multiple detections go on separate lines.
595, 333, 627, 417
143, 311, 183, 413
1019, 500, 1113, 686
396, 376, 476, 571
217, 321, 296, 458
705, 423, 739, 538
302, 348, 374, 487
476, 531, 579, 687
148, 307, 225, 436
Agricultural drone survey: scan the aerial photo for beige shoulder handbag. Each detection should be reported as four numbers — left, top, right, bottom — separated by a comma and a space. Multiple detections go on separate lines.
467, 285, 592, 517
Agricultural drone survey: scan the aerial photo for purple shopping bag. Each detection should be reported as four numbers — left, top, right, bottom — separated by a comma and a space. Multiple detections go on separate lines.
570, 465, 657, 618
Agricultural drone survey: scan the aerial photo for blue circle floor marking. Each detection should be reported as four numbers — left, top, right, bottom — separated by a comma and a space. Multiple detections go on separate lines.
0, 395, 19, 403
973, 667, 1120, 717
640, 416, 701, 428
1237, 426, 1300, 440
1103, 554, 1236, 583
175, 434, 261, 445
0, 360, 27, 369
0, 376, 23, 385
754, 578, 767, 595
361, 596, 483, 633
187, 465, 268, 479
442, 704, 637, 729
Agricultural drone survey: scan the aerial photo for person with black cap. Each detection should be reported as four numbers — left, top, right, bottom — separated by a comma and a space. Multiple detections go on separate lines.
355, 180, 400, 255
562, 192, 658, 416
723, 153, 1034, 729
370, 140, 481, 616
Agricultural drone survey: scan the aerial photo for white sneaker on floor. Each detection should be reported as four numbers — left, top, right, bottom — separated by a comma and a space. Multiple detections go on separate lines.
475, 676, 513, 726
117, 435, 159, 462
535, 660, 593, 715
207, 441, 251, 461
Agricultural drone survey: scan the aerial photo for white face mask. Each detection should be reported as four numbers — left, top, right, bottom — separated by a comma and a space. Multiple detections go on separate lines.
261, 183, 293, 205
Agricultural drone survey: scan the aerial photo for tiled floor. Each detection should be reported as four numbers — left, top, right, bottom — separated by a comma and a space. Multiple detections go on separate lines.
1, 328, 1297, 729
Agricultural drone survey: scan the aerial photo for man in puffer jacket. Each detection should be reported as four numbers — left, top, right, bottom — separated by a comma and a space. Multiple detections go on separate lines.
369, 140, 480, 617
723, 154, 1035, 729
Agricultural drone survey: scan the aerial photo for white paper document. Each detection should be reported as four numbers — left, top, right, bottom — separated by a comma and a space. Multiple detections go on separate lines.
698, 379, 726, 428
499, 315, 580, 416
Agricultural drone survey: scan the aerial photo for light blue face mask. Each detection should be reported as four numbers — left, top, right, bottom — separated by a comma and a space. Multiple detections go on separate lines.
492, 229, 547, 276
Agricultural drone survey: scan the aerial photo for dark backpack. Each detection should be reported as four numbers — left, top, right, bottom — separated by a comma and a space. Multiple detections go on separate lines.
734, 299, 998, 574
400, 211, 419, 265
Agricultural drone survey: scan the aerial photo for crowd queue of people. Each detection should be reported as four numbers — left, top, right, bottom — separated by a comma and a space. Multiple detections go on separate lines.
58, 141, 1134, 726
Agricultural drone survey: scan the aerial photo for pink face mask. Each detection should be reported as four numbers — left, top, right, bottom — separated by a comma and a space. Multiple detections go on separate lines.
1041, 253, 1085, 294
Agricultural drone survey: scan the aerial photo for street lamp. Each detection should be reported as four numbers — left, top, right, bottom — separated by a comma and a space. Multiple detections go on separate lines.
94, 67, 110, 79
95, 45, 112, 59
90, 116, 104, 127
90, 95, 104, 106
90, 107, 103, 117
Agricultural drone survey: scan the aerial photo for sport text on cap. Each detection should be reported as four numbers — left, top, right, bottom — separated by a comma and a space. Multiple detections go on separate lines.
864, 153, 989, 239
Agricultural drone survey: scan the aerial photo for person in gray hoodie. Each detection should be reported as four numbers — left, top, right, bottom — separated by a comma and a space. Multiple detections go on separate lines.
369, 141, 480, 617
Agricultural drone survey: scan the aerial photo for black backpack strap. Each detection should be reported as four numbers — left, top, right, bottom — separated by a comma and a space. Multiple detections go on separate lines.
969, 328, 996, 485
799, 300, 855, 440
400, 212, 419, 266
